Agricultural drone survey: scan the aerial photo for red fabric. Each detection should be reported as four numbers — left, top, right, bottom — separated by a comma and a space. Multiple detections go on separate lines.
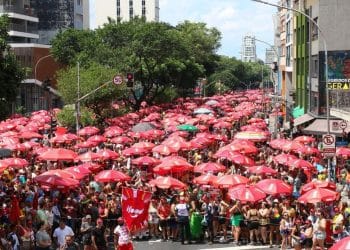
122, 187, 152, 233
9, 196, 20, 224
118, 242, 133, 250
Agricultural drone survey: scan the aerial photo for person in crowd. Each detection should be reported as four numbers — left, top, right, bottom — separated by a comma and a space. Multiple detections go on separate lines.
229, 200, 243, 245
7, 224, 20, 250
80, 215, 93, 250
59, 235, 79, 250
218, 198, 229, 243
290, 219, 303, 250
246, 203, 260, 245
269, 199, 281, 247
148, 198, 159, 239
53, 219, 74, 249
301, 220, 314, 250
200, 194, 214, 244
259, 201, 269, 245
175, 196, 190, 245
280, 211, 292, 250
114, 217, 133, 250
157, 196, 171, 241
332, 206, 344, 240
312, 209, 326, 250
91, 218, 108, 250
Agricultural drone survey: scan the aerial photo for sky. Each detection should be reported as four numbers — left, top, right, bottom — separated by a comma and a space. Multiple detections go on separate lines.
90, 0, 276, 60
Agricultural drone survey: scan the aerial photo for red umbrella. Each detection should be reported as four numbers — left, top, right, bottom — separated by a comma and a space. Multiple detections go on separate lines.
132, 141, 155, 150
64, 166, 91, 180
193, 174, 218, 185
247, 118, 264, 124
336, 147, 350, 158
215, 151, 255, 166
329, 236, 350, 250
75, 141, 98, 149
34, 175, 79, 189
78, 126, 100, 136
38, 148, 78, 161
194, 162, 226, 173
213, 174, 249, 188
103, 127, 123, 138
273, 153, 298, 165
149, 176, 187, 189
96, 149, 119, 160
4, 143, 26, 152
87, 135, 107, 143
234, 131, 268, 142
298, 188, 339, 204
256, 179, 292, 196
111, 136, 133, 144
122, 147, 148, 157
152, 145, 178, 156
294, 136, 315, 143
3, 157, 28, 168
76, 151, 101, 162
19, 131, 43, 139
294, 146, 320, 155
41, 170, 74, 179
50, 134, 79, 144
247, 165, 277, 175
281, 141, 304, 152
286, 159, 314, 170
269, 139, 289, 150
76, 162, 102, 173
154, 156, 193, 173
94, 170, 131, 183
21, 141, 40, 149
228, 185, 266, 203
221, 143, 258, 154
132, 156, 161, 166
213, 121, 232, 129
301, 180, 336, 194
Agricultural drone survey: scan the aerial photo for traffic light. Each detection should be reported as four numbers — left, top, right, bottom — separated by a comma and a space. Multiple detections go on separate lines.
126, 72, 134, 88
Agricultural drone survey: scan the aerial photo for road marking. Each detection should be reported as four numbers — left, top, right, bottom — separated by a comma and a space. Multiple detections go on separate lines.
199, 245, 273, 250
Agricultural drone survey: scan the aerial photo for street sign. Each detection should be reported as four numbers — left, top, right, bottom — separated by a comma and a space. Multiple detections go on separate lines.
340, 121, 347, 130
322, 134, 336, 157
113, 75, 123, 85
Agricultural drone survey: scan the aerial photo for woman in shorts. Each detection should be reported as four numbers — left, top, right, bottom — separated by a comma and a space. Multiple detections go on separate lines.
229, 200, 243, 245
148, 199, 159, 239
246, 203, 260, 245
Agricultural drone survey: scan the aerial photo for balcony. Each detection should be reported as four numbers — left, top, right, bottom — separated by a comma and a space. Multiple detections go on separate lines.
8, 22, 37, 34
0, 5, 36, 17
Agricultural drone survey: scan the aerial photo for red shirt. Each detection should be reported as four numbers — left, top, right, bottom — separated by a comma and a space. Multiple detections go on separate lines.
157, 203, 171, 219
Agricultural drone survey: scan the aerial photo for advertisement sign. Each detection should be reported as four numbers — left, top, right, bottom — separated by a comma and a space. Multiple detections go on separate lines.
327, 51, 350, 90
122, 187, 152, 233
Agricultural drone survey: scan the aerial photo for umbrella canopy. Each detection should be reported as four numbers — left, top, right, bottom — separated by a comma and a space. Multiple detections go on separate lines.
215, 151, 255, 166
41, 169, 74, 179
228, 185, 266, 203
234, 131, 269, 141
78, 126, 100, 136
286, 159, 314, 170
122, 147, 149, 157
132, 122, 155, 132
87, 135, 107, 143
19, 131, 43, 139
294, 146, 320, 155
34, 175, 79, 189
94, 170, 131, 183
294, 136, 315, 143
336, 147, 350, 158
256, 179, 292, 196
152, 144, 178, 156
298, 188, 339, 204
247, 165, 277, 175
149, 176, 187, 189
38, 148, 78, 161
301, 180, 337, 194
193, 108, 213, 115
132, 156, 161, 166
329, 236, 350, 250
2, 157, 28, 168
213, 174, 249, 188
273, 153, 298, 165
193, 174, 218, 185
76, 151, 101, 162
110, 136, 133, 144
194, 162, 226, 174
74, 141, 98, 149
177, 124, 198, 132
64, 166, 91, 180
96, 149, 119, 160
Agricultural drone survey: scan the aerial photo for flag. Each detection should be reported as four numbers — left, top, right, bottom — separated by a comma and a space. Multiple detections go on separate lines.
122, 187, 152, 233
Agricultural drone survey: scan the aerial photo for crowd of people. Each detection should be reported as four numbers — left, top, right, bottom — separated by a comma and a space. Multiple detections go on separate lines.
0, 90, 349, 250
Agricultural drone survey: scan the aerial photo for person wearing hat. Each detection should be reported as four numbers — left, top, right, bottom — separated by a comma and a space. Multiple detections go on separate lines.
80, 215, 93, 250
269, 198, 281, 247
114, 217, 133, 250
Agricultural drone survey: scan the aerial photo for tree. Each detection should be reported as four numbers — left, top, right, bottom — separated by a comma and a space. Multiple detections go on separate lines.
0, 15, 24, 119
56, 62, 127, 124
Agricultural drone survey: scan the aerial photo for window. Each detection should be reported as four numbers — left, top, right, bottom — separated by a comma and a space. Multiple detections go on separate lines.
286, 45, 291, 67
312, 17, 318, 40
129, 0, 133, 19
286, 21, 291, 43
77, 0, 81, 5
311, 55, 318, 78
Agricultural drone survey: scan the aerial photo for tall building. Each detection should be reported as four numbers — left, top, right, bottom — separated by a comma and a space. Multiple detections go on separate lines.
93, 0, 159, 28
30, 0, 89, 44
265, 47, 276, 65
241, 34, 257, 63
0, 0, 39, 43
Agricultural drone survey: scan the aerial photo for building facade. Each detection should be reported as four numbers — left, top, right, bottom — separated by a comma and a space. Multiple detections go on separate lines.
93, 0, 159, 28
30, 0, 89, 44
241, 34, 257, 63
0, 0, 39, 43
265, 47, 276, 65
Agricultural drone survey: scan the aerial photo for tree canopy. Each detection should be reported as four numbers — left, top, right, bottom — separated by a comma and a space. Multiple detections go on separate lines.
0, 15, 24, 120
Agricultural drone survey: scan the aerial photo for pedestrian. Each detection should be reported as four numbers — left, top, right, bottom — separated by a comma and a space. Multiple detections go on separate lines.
59, 235, 79, 250
91, 218, 108, 250
114, 217, 133, 250
175, 196, 190, 244
312, 209, 326, 250
53, 219, 74, 249
230, 200, 243, 245
80, 215, 93, 250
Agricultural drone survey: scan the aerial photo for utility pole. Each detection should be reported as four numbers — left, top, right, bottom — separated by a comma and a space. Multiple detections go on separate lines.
75, 62, 80, 132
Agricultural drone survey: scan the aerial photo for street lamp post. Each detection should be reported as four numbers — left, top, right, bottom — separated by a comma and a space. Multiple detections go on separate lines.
251, 0, 332, 179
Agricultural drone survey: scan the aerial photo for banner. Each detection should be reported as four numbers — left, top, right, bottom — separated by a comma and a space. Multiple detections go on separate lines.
122, 187, 152, 233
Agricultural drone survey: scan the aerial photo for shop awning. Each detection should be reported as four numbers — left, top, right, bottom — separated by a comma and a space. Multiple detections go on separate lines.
292, 106, 304, 118
294, 113, 315, 127
302, 119, 350, 135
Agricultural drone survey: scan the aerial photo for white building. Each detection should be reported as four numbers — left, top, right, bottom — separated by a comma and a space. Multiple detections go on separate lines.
241, 34, 257, 62
93, 0, 159, 28
265, 47, 276, 65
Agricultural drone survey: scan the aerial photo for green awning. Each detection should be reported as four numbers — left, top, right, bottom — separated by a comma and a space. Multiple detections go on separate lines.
292, 106, 304, 118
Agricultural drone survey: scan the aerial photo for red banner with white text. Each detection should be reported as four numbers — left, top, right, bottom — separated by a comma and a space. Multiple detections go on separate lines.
122, 187, 152, 233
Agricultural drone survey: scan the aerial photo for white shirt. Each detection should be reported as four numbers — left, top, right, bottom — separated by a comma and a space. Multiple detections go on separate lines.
53, 225, 74, 247
175, 203, 189, 217
114, 225, 130, 245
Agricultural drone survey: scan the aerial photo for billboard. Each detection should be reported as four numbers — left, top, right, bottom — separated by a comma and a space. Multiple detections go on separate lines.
327, 51, 350, 90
